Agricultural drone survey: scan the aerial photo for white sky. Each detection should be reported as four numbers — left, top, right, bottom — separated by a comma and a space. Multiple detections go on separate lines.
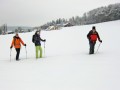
0, 0, 120, 26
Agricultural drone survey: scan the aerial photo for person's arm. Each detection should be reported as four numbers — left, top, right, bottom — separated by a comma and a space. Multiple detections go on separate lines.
97, 32, 102, 42
40, 37, 46, 42
20, 38, 26, 46
10, 38, 14, 48
87, 31, 91, 40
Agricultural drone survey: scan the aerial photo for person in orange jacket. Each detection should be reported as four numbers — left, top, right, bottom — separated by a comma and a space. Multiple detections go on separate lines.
10, 33, 26, 61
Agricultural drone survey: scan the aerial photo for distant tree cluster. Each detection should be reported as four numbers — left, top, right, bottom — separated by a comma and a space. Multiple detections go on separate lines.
40, 3, 120, 30
85, 3, 120, 24
40, 18, 68, 30
0, 24, 7, 34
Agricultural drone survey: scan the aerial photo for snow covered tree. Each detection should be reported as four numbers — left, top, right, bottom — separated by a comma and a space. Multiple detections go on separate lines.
40, 3, 120, 30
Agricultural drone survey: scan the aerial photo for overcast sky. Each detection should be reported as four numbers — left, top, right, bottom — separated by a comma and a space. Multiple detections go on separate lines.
0, 0, 120, 26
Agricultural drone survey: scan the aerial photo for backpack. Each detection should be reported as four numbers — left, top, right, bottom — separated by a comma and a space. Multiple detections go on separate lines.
32, 35, 35, 43
90, 34, 97, 41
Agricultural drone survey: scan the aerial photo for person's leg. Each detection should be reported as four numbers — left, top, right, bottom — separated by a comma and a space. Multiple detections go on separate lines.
36, 46, 39, 58
89, 41, 96, 54
91, 43, 94, 54
15, 48, 20, 60
89, 41, 93, 54
39, 46, 42, 58
92, 42, 96, 54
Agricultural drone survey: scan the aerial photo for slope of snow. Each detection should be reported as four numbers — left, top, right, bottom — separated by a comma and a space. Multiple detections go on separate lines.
0, 20, 120, 90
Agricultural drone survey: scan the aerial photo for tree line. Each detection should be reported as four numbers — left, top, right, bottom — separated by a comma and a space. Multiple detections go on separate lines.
40, 3, 120, 30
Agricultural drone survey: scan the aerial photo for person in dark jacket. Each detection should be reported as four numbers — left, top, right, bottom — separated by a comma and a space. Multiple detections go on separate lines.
10, 33, 26, 60
87, 26, 102, 54
32, 31, 46, 58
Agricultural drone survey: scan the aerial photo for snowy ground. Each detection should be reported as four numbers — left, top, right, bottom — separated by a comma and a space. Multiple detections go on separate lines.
0, 20, 120, 90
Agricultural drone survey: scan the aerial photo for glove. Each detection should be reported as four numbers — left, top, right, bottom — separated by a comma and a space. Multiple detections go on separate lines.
24, 44, 26, 46
44, 39, 46, 42
10, 46, 12, 49
100, 40, 102, 43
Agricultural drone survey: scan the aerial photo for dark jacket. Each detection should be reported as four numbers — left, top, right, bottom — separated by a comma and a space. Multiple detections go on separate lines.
32, 33, 45, 46
87, 30, 101, 42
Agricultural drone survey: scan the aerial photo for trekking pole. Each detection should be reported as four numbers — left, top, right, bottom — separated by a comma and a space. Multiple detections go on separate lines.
96, 42, 101, 53
10, 49, 12, 62
25, 46, 27, 59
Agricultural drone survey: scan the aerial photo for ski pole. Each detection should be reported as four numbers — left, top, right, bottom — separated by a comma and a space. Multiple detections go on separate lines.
25, 46, 27, 59
96, 42, 101, 53
10, 49, 12, 62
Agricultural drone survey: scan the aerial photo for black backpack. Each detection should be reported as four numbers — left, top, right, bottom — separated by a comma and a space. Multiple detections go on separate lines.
32, 35, 35, 43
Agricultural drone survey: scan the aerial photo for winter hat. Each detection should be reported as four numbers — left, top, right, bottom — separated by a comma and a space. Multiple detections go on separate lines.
15, 33, 19, 36
92, 26, 96, 30
35, 31, 40, 35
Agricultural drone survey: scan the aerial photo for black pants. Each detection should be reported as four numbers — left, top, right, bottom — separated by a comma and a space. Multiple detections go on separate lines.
15, 48, 20, 60
89, 41, 96, 54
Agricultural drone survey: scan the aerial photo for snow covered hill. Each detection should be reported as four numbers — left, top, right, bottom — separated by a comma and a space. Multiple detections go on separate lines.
0, 20, 120, 90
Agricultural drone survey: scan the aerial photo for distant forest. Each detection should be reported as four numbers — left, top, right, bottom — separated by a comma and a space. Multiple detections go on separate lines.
40, 3, 120, 29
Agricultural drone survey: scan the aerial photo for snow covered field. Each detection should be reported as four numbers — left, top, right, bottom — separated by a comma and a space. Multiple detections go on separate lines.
0, 20, 120, 90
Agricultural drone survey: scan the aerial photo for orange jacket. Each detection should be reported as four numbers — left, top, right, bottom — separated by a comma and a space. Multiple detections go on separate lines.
11, 36, 25, 48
